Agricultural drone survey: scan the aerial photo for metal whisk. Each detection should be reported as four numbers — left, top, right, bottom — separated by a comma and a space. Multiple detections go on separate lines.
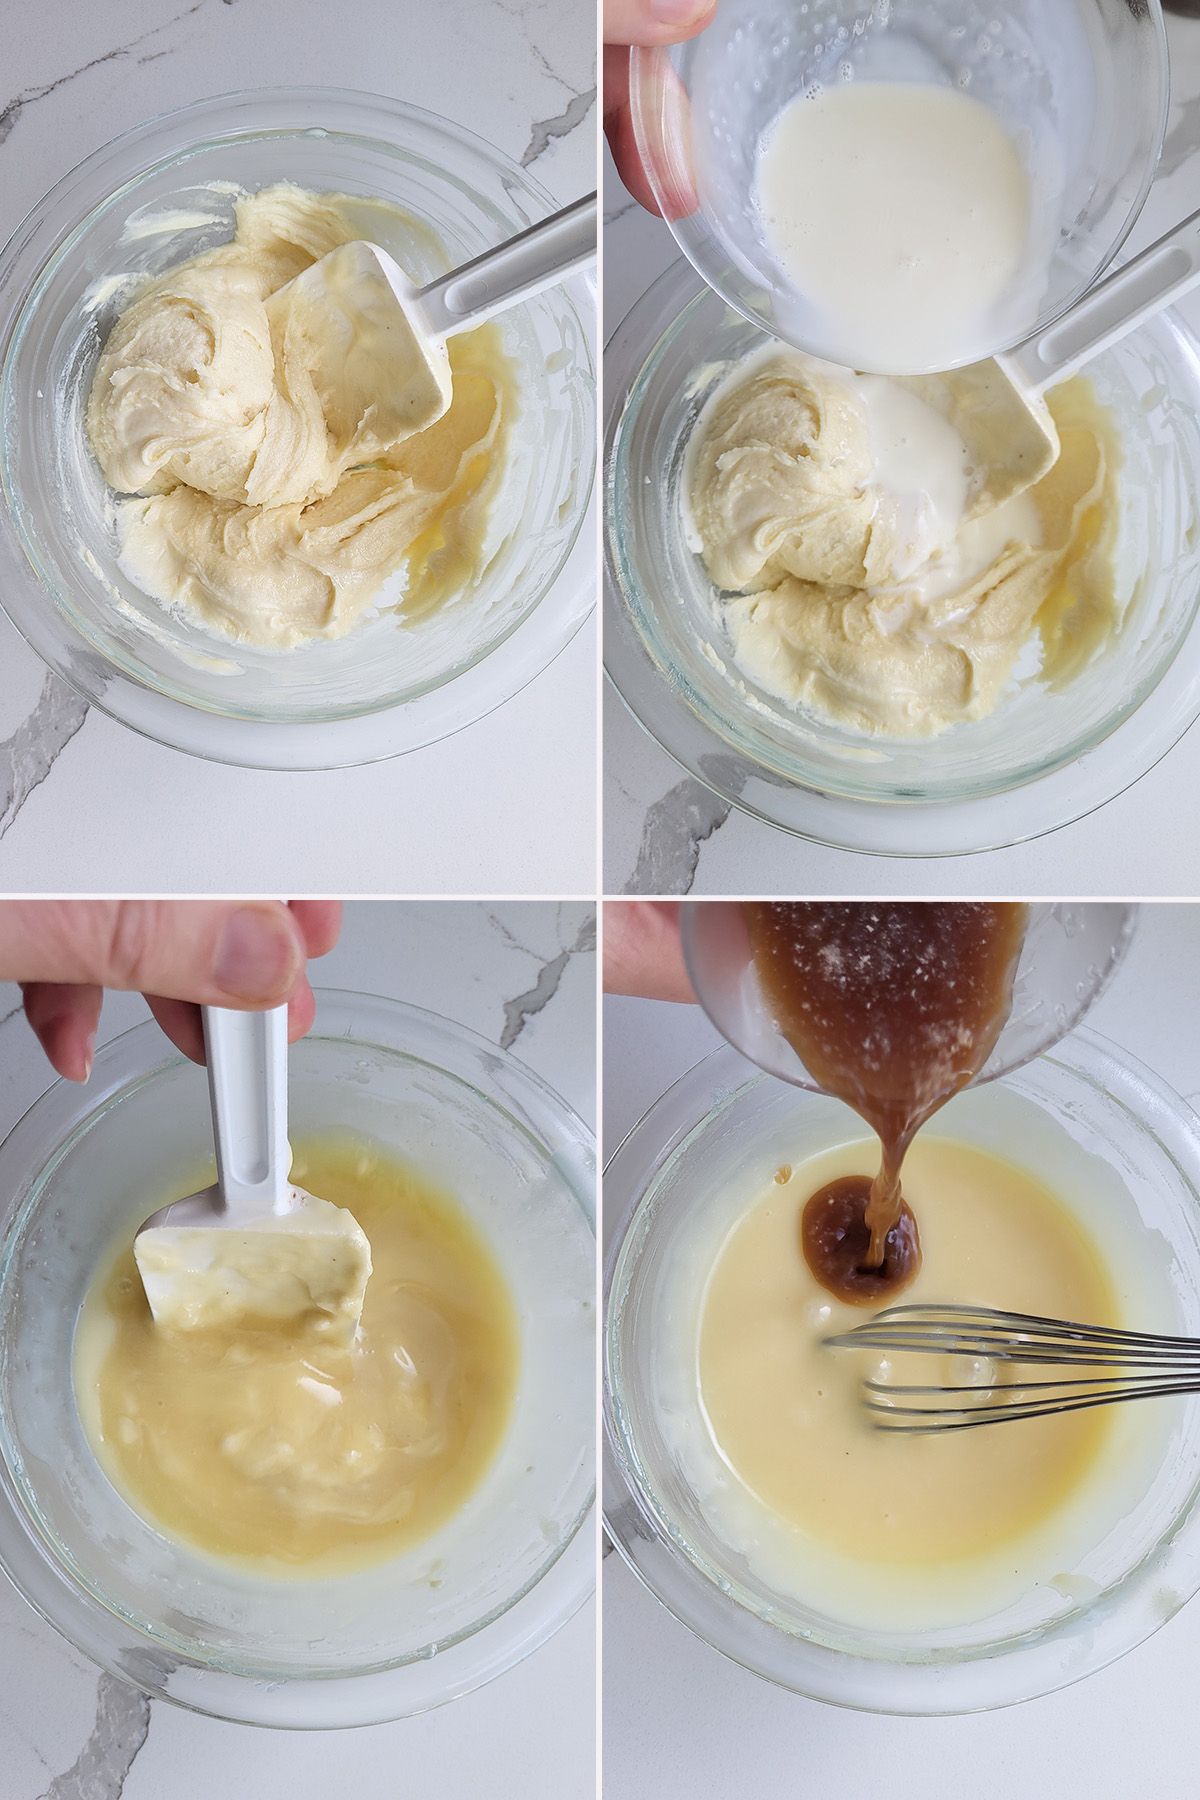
823, 1304, 1200, 1433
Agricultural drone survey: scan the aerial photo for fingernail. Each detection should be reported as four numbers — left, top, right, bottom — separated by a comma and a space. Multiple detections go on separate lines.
82, 1032, 95, 1084
213, 909, 296, 1000
650, 0, 711, 22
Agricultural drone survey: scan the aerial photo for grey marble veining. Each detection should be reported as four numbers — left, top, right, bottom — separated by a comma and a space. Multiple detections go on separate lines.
0, 677, 89, 844
39, 1677, 150, 1800
495, 906, 597, 1048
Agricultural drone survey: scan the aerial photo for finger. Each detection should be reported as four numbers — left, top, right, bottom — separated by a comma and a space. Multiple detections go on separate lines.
604, 49, 663, 215
144, 997, 206, 1064
603, 901, 695, 1002
287, 975, 317, 1045
288, 900, 342, 959
606, 101, 669, 215
605, 0, 716, 47
604, 46, 699, 217
146, 976, 318, 1066
21, 983, 103, 1082
0, 901, 305, 1008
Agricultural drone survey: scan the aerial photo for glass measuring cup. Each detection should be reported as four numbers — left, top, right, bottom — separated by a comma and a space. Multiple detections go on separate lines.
629, 0, 1167, 373
681, 901, 1138, 1091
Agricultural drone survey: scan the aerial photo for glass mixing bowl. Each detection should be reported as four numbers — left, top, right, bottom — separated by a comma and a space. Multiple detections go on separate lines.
604, 261, 1200, 856
0, 89, 596, 770
0, 991, 595, 1728
682, 900, 1136, 1089
604, 1029, 1200, 1713
629, 0, 1168, 372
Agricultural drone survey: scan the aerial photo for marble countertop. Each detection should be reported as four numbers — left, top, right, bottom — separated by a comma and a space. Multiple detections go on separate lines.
604, 901, 1200, 1799
0, 900, 595, 1799
0, 0, 596, 895
604, 14, 1200, 896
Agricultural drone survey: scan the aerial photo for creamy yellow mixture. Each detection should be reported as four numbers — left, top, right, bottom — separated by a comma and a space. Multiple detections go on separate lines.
87, 185, 516, 648
699, 1137, 1114, 1592
687, 352, 1121, 736
74, 1136, 519, 1574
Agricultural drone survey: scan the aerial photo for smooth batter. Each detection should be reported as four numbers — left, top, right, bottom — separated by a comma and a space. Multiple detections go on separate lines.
687, 351, 1120, 736
74, 1135, 519, 1574
698, 1136, 1114, 1594
87, 184, 517, 648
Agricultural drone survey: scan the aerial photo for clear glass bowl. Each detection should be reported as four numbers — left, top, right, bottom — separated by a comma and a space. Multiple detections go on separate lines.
682, 900, 1137, 1089
0, 991, 595, 1728
0, 89, 596, 770
604, 1029, 1200, 1713
629, 0, 1168, 372
604, 260, 1200, 856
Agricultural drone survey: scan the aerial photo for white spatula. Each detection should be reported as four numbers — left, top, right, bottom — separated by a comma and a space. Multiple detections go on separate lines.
899, 204, 1200, 515
269, 190, 596, 446
133, 1004, 371, 1338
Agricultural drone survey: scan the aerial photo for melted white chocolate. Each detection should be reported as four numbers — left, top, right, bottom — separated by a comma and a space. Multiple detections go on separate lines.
695, 1135, 1121, 1624
75, 1136, 519, 1575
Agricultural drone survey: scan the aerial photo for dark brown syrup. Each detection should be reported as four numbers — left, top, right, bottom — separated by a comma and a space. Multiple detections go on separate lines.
743, 902, 1027, 1304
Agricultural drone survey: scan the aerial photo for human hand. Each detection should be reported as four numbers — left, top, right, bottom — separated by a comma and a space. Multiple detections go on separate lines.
604, 901, 696, 1002
604, 0, 715, 215
0, 900, 342, 1081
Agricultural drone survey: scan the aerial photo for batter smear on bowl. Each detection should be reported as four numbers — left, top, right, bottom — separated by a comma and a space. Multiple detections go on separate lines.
743, 901, 1028, 1302
86, 183, 517, 648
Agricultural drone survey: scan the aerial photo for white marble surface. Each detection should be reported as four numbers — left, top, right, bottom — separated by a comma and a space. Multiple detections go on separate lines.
604, 15, 1200, 895
0, 900, 596, 1798
603, 902, 1200, 1798
0, 0, 597, 894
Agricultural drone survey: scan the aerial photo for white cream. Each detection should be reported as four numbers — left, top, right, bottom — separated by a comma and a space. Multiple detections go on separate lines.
755, 81, 1032, 372
845, 372, 974, 584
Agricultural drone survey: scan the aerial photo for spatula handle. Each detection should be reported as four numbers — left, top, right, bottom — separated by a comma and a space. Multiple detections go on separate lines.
1004, 206, 1200, 394
414, 192, 596, 338
202, 1004, 290, 1214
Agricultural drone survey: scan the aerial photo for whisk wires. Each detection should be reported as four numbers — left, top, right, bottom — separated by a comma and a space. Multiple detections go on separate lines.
824, 1303, 1200, 1433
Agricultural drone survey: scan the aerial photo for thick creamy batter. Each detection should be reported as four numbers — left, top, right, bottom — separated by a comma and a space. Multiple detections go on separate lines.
74, 1136, 519, 1574
687, 351, 1120, 736
699, 1136, 1114, 1591
755, 82, 1032, 372
87, 185, 516, 648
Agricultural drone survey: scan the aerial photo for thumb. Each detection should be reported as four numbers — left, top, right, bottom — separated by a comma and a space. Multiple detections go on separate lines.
0, 901, 305, 1008
605, 0, 715, 47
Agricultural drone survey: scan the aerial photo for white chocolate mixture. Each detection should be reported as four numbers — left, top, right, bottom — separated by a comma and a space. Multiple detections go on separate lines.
756, 82, 1033, 373
687, 350, 1121, 736
87, 185, 517, 648
689, 1135, 1147, 1629
75, 1136, 519, 1575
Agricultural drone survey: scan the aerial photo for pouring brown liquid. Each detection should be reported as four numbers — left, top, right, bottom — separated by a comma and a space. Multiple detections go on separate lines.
742, 902, 1028, 1305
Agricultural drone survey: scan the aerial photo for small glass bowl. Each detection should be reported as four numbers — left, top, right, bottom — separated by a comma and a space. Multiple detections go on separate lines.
629, 0, 1168, 372
0, 89, 596, 770
604, 261, 1200, 856
0, 991, 595, 1728
681, 900, 1137, 1090
604, 1029, 1200, 1713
